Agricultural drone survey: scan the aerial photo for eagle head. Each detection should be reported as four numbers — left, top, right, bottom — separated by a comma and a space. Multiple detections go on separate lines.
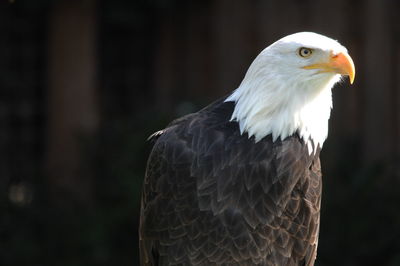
226, 32, 355, 154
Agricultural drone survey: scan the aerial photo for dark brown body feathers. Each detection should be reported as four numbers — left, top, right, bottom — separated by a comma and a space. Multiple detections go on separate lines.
140, 99, 322, 266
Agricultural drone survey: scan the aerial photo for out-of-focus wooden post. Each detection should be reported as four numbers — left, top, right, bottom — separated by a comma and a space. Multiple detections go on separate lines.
363, 0, 394, 164
213, 0, 254, 96
45, 0, 98, 206
397, 46, 400, 159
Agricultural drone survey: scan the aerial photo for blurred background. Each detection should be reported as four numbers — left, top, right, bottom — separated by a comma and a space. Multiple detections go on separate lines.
1, 0, 400, 265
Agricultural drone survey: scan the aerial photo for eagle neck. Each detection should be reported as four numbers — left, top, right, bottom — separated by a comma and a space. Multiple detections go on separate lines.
225, 74, 338, 155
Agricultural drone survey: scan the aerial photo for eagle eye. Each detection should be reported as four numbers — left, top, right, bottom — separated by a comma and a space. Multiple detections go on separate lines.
299, 47, 313, 58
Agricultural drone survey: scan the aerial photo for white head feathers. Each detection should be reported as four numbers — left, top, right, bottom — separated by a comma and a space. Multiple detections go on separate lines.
225, 32, 353, 154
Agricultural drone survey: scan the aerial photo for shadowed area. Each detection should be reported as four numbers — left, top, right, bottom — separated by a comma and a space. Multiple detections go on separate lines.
1, 0, 400, 265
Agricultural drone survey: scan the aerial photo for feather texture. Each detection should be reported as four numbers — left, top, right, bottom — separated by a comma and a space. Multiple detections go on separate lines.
140, 32, 353, 265
225, 32, 347, 154
140, 99, 322, 266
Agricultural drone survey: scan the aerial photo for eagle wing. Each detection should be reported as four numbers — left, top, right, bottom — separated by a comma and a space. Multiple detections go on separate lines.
140, 102, 322, 266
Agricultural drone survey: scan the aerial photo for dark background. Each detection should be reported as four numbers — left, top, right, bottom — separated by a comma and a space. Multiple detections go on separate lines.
1, 0, 400, 265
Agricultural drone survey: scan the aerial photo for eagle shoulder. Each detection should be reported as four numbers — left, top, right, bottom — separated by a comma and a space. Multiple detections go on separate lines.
140, 99, 323, 265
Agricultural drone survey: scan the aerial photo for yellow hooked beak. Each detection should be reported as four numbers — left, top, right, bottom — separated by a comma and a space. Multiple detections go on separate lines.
302, 51, 355, 84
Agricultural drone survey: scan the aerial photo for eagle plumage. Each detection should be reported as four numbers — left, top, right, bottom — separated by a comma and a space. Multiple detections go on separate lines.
140, 32, 355, 265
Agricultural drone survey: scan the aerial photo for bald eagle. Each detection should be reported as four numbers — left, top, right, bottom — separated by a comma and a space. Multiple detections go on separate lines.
140, 32, 355, 266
